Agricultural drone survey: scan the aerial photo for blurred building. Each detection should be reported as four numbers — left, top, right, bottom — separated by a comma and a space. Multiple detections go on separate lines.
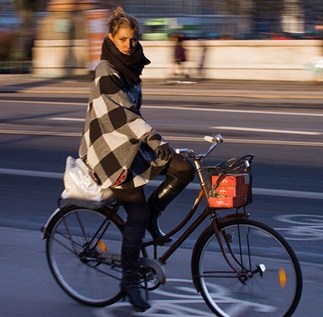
1, 1, 322, 39
0, 0, 322, 69
117, 0, 322, 38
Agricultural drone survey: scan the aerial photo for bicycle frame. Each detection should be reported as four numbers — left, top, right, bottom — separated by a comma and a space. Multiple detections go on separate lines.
140, 188, 249, 269
142, 188, 208, 263
142, 147, 251, 270
107, 134, 252, 271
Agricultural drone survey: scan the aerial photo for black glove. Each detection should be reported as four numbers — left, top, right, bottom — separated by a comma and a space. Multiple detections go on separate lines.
155, 144, 175, 161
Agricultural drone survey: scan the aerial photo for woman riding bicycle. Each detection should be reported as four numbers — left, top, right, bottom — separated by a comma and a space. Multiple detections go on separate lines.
78, 7, 194, 312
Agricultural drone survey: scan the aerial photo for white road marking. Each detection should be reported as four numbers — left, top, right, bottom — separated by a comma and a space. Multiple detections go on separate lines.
213, 126, 322, 136
0, 129, 322, 146
0, 168, 322, 200
50, 117, 84, 122
48, 119, 323, 138
275, 214, 323, 241
0, 99, 83, 106
143, 105, 323, 117
1, 99, 323, 117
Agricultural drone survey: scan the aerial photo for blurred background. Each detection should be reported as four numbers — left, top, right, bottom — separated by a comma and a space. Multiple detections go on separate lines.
1, 4, 323, 315
0, 0, 322, 78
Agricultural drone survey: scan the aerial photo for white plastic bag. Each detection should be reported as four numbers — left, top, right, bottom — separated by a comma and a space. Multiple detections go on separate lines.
61, 156, 114, 208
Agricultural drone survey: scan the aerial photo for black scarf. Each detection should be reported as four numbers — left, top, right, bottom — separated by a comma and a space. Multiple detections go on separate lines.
101, 37, 150, 86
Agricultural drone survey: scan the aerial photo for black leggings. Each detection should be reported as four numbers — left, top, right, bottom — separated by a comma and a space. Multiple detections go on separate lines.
111, 154, 195, 238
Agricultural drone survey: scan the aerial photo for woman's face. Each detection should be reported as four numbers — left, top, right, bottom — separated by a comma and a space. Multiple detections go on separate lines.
108, 26, 138, 55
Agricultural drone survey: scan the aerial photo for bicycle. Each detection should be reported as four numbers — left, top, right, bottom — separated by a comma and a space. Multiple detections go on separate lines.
42, 134, 302, 317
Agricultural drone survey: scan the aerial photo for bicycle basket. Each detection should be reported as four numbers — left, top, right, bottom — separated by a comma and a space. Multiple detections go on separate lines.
205, 155, 253, 209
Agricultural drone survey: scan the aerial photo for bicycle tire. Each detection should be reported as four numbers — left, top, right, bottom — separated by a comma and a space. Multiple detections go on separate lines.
45, 205, 124, 307
191, 218, 302, 317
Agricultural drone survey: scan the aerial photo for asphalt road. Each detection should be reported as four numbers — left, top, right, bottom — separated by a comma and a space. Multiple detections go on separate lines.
1, 78, 323, 316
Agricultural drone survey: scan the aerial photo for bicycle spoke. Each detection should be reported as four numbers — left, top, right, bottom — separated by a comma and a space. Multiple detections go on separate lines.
50, 230, 83, 255
46, 206, 123, 306
192, 219, 302, 317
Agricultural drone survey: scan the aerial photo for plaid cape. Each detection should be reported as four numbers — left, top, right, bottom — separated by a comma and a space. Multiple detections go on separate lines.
79, 60, 168, 190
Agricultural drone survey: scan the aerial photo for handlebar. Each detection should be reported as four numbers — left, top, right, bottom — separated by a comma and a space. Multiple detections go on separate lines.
175, 134, 253, 199
175, 134, 224, 161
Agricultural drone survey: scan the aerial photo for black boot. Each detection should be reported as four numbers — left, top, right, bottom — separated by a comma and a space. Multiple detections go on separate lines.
121, 262, 150, 312
147, 156, 195, 242
147, 175, 189, 242
146, 193, 172, 242
121, 226, 151, 312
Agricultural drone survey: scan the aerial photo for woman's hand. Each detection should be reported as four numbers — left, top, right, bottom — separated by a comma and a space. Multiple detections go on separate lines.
155, 144, 175, 161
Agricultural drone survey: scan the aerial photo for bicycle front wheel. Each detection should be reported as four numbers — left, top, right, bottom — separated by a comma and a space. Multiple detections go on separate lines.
45, 205, 124, 307
192, 218, 302, 317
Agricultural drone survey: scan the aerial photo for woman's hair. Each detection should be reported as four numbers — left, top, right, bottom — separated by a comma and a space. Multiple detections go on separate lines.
107, 6, 139, 37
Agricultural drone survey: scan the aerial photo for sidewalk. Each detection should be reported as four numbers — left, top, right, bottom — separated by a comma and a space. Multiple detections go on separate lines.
0, 74, 323, 100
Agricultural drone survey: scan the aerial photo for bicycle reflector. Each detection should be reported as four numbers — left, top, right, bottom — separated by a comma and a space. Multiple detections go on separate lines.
97, 240, 107, 253
279, 267, 287, 288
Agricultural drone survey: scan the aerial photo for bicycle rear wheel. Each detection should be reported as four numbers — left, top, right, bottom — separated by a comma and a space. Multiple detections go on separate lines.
192, 218, 302, 317
45, 205, 124, 307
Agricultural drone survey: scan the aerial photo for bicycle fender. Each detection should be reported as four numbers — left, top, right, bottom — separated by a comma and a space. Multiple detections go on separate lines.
42, 204, 78, 239
41, 207, 64, 239
41, 204, 123, 240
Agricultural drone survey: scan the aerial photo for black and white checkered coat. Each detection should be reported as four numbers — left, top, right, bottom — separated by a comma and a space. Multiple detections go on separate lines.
79, 60, 168, 190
